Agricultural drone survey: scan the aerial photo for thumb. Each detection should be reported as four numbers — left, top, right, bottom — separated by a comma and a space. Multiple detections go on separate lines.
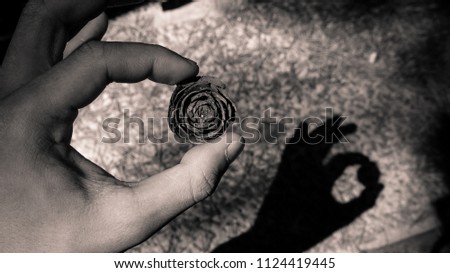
179, 133, 245, 202
130, 132, 244, 233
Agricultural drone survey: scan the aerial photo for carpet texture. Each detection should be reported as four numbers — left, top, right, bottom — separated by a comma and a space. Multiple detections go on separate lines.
71, 0, 450, 252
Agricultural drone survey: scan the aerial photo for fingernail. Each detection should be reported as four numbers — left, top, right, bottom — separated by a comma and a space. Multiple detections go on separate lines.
225, 133, 245, 164
184, 57, 198, 67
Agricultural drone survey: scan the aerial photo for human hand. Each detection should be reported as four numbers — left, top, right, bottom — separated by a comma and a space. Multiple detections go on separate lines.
0, 0, 244, 252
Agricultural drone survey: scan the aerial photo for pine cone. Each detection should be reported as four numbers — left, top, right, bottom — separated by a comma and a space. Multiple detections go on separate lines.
168, 76, 237, 142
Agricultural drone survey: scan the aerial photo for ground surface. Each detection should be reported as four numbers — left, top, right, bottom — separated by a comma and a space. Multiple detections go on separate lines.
72, 0, 450, 252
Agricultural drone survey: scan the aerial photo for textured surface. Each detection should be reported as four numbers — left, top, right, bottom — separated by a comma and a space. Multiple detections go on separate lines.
71, 0, 449, 252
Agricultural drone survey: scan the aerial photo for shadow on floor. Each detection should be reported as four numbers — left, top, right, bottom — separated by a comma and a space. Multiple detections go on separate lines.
214, 117, 384, 252
391, 0, 450, 254
423, 113, 450, 252
250, 0, 449, 23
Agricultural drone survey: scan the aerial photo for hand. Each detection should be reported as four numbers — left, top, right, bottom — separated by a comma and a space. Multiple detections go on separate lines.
0, 0, 244, 252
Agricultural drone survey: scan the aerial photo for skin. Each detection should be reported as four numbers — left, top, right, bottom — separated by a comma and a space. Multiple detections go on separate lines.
0, 0, 244, 252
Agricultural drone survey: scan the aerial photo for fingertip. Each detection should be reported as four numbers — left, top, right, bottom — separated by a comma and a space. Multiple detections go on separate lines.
180, 132, 244, 177
176, 132, 244, 201
179, 57, 200, 84
149, 49, 199, 85
183, 57, 198, 69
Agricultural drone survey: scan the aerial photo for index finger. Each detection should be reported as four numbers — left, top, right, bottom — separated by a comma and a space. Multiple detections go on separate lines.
33, 41, 199, 116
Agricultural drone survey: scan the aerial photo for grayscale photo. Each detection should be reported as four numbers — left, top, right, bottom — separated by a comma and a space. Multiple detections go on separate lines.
0, 0, 449, 263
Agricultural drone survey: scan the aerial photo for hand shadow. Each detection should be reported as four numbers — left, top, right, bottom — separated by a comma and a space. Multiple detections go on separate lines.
214, 117, 384, 252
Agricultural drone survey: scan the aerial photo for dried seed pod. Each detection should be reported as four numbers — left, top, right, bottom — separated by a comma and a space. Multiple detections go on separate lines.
168, 76, 237, 142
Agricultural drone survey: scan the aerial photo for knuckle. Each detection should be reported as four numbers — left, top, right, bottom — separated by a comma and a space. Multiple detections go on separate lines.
76, 41, 108, 75
189, 166, 219, 202
77, 40, 104, 58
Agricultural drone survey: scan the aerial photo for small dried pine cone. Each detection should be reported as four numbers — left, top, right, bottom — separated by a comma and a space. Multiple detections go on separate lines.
168, 76, 237, 143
